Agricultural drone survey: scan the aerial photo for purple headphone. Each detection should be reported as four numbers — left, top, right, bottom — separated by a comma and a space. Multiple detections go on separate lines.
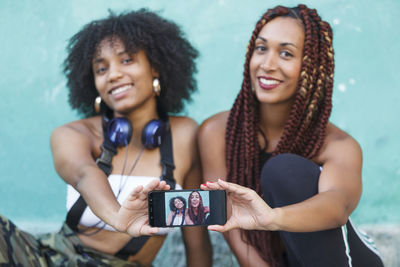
107, 117, 168, 149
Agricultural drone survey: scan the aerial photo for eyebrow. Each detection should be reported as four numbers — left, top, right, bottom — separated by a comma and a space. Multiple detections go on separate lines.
93, 58, 104, 64
93, 50, 130, 64
256, 36, 298, 48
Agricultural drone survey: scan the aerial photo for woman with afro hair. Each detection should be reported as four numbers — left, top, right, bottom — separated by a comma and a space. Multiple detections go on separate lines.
0, 9, 211, 267
199, 4, 383, 267
166, 196, 187, 226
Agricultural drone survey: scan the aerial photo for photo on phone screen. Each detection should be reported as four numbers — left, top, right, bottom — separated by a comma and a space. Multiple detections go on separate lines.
148, 189, 226, 227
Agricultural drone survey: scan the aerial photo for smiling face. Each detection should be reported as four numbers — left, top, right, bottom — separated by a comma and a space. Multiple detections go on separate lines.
92, 36, 158, 115
174, 198, 184, 210
189, 192, 201, 208
250, 16, 304, 106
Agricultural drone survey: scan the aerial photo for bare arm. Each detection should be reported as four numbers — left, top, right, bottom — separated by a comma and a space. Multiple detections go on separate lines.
171, 117, 212, 267
185, 212, 194, 225
51, 120, 173, 237
166, 211, 174, 226
198, 112, 271, 267
201, 123, 363, 233
273, 126, 363, 231
50, 121, 121, 226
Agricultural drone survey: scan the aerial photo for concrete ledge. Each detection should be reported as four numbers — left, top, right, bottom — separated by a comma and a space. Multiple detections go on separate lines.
18, 221, 400, 266
154, 225, 400, 267
153, 229, 238, 267
360, 225, 400, 267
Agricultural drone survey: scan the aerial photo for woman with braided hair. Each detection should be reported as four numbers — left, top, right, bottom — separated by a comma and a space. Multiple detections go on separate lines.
199, 4, 384, 267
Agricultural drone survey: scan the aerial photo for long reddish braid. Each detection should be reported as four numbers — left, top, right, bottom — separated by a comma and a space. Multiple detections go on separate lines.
225, 4, 334, 266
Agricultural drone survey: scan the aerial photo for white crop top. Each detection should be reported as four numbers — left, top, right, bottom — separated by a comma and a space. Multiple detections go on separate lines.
66, 175, 181, 234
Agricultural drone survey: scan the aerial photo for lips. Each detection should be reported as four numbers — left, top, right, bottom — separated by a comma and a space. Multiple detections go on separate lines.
258, 77, 281, 90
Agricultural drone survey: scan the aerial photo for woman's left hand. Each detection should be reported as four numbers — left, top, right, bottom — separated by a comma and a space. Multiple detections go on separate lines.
201, 179, 277, 232
113, 179, 170, 237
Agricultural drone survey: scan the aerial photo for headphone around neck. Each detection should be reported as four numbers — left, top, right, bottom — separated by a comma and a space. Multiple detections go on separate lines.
105, 116, 169, 149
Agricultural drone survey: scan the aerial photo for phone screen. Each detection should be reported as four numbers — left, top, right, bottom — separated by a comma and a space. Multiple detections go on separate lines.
149, 189, 226, 227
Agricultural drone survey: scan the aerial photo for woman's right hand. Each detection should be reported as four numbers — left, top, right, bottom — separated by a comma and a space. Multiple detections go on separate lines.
201, 179, 278, 232
113, 179, 170, 237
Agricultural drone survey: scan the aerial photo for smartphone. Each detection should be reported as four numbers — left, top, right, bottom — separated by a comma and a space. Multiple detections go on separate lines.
148, 189, 226, 227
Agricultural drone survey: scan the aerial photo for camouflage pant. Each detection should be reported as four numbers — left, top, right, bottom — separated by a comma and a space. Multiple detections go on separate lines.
0, 215, 143, 267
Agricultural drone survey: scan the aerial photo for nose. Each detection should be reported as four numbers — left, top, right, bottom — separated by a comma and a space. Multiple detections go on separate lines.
260, 52, 278, 72
108, 63, 123, 82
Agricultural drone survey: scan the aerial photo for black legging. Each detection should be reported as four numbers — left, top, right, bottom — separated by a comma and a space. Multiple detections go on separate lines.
261, 153, 384, 267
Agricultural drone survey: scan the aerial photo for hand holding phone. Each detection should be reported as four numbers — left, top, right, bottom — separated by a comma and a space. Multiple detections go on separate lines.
148, 189, 226, 227
114, 179, 170, 236
200, 179, 274, 232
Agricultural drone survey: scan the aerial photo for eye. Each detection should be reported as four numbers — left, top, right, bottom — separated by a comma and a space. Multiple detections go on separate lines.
95, 66, 108, 75
121, 53, 135, 64
280, 50, 294, 58
122, 57, 132, 64
254, 45, 267, 53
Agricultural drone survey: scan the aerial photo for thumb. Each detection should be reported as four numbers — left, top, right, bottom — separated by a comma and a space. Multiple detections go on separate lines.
207, 220, 236, 232
141, 225, 159, 236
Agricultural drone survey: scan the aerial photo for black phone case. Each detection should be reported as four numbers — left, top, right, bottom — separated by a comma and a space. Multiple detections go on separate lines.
148, 189, 226, 227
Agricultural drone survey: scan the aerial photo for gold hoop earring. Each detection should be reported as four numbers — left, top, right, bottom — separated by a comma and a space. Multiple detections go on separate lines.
94, 96, 102, 113
153, 78, 161, 96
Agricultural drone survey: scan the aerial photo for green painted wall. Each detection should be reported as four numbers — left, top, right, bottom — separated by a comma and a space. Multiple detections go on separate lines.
0, 0, 399, 231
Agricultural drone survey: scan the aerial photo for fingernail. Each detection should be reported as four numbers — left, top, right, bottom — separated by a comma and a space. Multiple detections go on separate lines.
201, 183, 207, 186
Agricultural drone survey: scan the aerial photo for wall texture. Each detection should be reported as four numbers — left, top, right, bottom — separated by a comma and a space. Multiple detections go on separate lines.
0, 0, 399, 249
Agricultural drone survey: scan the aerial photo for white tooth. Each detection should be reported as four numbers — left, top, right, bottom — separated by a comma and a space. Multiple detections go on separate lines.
260, 78, 279, 85
111, 85, 131, 95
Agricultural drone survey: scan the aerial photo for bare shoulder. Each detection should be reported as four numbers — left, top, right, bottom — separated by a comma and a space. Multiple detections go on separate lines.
50, 116, 103, 185
316, 122, 362, 165
198, 111, 230, 180
52, 116, 101, 136
168, 116, 200, 186
198, 111, 230, 142
169, 116, 198, 136
315, 124, 363, 215
50, 116, 102, 153
168, 116, 199, 151
168, 116, 199, 149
